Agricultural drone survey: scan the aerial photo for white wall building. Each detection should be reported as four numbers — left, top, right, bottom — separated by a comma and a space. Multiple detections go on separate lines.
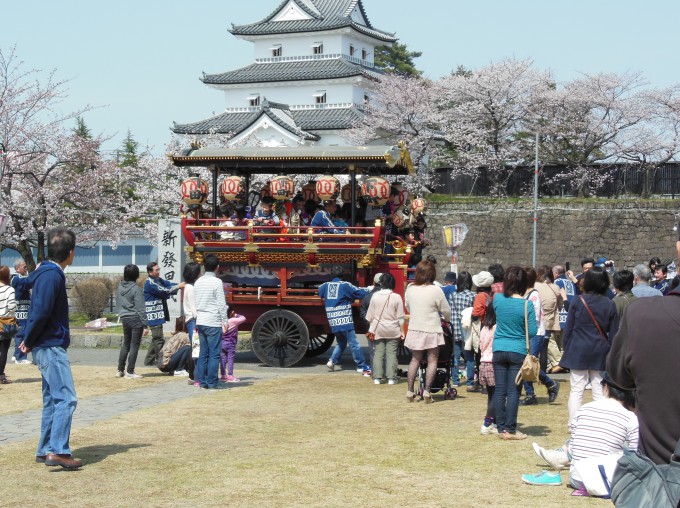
172, 0, 396, 147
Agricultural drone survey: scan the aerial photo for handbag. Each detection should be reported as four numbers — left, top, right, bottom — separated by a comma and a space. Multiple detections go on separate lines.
367, 294, 390, 341
516, 299, 540, 385
579, 296, 607, 340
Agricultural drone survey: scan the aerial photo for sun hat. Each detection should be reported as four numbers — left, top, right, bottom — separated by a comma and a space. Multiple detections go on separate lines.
472, 271, 494, 288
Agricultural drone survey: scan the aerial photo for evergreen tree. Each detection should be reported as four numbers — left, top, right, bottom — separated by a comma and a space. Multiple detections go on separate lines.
374, 42, 422, 77
118, 130, 140, 167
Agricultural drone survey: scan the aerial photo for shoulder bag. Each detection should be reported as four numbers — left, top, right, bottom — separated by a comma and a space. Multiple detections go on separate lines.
579, 295, 607, 340
366, 294, 390, 341
516, 299, 540, 385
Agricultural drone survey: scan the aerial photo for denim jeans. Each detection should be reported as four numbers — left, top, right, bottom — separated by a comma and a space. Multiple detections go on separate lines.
161, 345, 193, 375
118, 316, 144, 374
186, 318, 195, 339
13, 325, 29, 362
451, 340, 463, 384
329, 329, 367, 371
197, 325, 222, 388
523, 335, 555, 396
492, 351, 525, 434
463, 349, 477, 386
33, 347, 78, 456
373, 338, 399, 380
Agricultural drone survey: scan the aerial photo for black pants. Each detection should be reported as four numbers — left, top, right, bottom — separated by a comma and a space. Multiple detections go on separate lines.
160, 345, 194, 376
118, 316, 144, 374
0, 337, 11, 375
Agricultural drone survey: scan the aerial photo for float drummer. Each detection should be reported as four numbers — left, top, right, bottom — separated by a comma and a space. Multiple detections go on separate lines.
252, 196, 280, 236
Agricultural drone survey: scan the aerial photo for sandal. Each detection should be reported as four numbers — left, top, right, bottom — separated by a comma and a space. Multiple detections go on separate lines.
0, 374, 12, 384
406, 391, 415, 403
422, 390, 434, 404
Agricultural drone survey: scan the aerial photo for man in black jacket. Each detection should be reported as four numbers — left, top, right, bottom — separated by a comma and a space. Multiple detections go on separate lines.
607, 287, 680, 464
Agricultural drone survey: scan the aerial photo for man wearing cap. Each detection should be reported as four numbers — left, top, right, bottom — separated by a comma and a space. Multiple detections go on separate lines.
441, 272, 457, 302
608, 286, 680, 465
311, 200, 344, 234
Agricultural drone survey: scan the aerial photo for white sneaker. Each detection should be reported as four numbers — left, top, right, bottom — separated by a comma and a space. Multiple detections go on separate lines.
173, 370, 189, 377
326, 360, 337, 371
388, 378, 398, 385
585, 382, 592, 390
116, 371, 124, 378
11, 356, 15, 363
374, 378, 383, 385
480, 423, 498, 435
17, 359, 32, 365
124, 372, 142, 379
532, 442, 570, 469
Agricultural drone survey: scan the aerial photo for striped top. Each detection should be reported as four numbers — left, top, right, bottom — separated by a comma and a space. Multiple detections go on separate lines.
569, 397, 639, 476
0, 284, 16, 319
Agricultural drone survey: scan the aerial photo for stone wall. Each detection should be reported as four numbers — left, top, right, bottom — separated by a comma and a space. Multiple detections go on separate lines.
423, 199, 679, 277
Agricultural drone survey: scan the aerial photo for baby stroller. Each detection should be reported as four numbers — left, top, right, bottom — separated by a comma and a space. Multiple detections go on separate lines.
416, 320, 457, 400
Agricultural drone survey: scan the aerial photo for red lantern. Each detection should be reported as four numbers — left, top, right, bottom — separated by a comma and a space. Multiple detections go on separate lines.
301, 181, 318, 202
361, 176, 391, 206
180, 175, 208, 206
391, 208, 406, 228
316, 175, 340, 202
341, 183, 352, 204
270, 175, 295, 201
220, 175, 245, 202
392, 182, 409, 208
411, 197, 427, 215
260, 181, 272, 200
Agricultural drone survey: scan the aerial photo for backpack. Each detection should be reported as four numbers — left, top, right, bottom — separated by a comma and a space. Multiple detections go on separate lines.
610, 439, 680, 507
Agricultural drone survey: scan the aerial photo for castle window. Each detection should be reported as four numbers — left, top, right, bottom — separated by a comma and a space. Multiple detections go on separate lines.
313, 91, 327, 104
312, 42, 323, 55
349, 44, 355, 56
247, 94, 260, 107
362, 48, 367, 60
270, 44, 282, 57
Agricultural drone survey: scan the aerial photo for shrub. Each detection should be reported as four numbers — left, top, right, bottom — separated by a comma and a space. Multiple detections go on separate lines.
73, 278, 112, 320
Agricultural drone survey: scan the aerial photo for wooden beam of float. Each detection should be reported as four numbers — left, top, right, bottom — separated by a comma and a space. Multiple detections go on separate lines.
170, 143, 415, 176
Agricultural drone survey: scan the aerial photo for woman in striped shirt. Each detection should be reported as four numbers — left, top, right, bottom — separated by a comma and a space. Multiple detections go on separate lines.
0, 265, 18, 384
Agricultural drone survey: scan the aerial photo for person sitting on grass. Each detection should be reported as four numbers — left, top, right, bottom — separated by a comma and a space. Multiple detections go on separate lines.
522, 371, 638, 496
157, 322, 194, 378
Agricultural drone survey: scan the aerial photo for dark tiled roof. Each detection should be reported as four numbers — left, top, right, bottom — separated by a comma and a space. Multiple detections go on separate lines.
230, 0, 397, 43
202, 58, 382, 85
172, 104, 362, 136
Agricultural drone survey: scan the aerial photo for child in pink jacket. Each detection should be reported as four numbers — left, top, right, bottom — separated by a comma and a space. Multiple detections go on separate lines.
220, 307, 246, 383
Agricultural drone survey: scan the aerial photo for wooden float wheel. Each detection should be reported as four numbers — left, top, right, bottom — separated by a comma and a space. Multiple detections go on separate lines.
304, 332, 335, 358
251, 309, 309, 367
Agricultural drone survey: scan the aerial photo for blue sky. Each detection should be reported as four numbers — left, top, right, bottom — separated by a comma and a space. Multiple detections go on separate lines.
3, 1, 679, 154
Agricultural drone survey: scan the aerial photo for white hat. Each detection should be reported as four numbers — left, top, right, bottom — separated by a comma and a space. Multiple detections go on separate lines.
472, 271, 494, 288
373, 273, 383, 284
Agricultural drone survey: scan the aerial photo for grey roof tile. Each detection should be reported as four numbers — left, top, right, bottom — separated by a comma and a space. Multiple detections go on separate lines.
230, 0, 396, 42
172, 104, 362, 135
202, 57, 382, 85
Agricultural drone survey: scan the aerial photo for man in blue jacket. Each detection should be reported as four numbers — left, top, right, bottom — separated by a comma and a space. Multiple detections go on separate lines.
319, 266, 372, 376
11, 258, 32, 364
143, 262, 184, 366
19, 228, 82, 469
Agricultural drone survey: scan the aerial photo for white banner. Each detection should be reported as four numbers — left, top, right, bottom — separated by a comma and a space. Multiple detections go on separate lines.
157, 219, 185, 330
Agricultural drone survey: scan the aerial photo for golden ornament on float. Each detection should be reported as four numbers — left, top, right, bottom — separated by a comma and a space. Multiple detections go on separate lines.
391, 182, 409, 208
361, 176, 391, 206
220, 175, 245, 202
316, 175, 340, 202
270, 175, 295, 201
341, 183, 352, 204
180, 174, 208, 206
411, 197, 427, 215
301, 181, 318, 202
